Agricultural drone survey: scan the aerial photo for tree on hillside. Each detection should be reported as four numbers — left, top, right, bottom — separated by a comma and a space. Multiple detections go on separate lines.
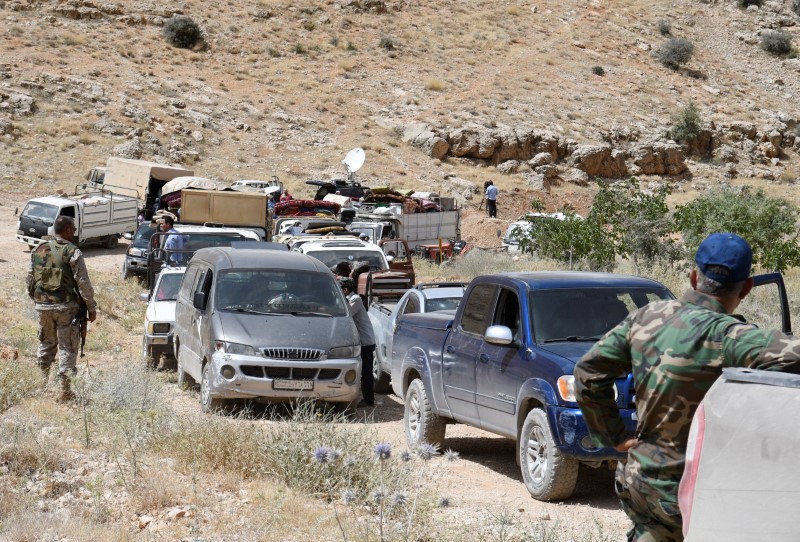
674, 186, 800, 272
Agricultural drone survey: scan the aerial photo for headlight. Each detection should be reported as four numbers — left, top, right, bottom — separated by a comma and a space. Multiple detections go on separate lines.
557, 375, 576, 402
146, 322, 171, 334
558, 375, 619, 402
328, 345, 360, 358
128, 247, 144, 257
215, 341, 260, 356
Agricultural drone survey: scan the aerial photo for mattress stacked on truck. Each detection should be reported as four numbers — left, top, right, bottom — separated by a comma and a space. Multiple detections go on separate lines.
274, 199, 341, 218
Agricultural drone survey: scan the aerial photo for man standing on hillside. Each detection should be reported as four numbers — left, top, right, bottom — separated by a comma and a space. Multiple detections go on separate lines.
485, 181, 498, 218
574, 232, 800, 541
26, 216, 97, 402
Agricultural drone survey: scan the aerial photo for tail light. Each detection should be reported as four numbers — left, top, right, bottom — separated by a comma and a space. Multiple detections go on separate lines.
678, 402, 706, 536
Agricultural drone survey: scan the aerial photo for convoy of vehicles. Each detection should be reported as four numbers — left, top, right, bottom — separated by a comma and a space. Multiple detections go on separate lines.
390, 272, 675, 501
172, 246, 362, 412
348, 207, 461, 248
16, 186, 138, 249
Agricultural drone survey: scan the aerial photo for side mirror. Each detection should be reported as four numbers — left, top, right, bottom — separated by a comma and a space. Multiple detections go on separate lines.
123, 232, 133, 240
139, 292, 150, 302
386, 255, 394, 263
193, 290, 208, 310
485, 325, 513, 345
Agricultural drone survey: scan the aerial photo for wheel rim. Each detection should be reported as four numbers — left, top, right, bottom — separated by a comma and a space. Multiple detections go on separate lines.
407, 390, 421, 442
525, 424, 549, 485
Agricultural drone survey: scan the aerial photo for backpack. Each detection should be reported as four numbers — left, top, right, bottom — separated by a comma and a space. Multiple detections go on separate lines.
28, 241, 78, 302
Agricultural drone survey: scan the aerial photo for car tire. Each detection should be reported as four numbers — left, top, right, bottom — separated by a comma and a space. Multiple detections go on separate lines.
176, 346, 195, 390
373, 351, 392, 394
105, 235, 119, 250
200, 363, 225, 414
519, 408, 579, 501
404, 378, 446, 448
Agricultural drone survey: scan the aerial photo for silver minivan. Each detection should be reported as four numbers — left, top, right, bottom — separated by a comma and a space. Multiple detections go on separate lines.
173, 245, 362, 412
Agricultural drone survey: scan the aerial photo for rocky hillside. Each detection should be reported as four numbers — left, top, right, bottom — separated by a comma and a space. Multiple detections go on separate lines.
2, 0, 800, 212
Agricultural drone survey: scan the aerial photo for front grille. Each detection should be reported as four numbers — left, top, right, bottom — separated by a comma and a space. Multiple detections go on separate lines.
318, 369, 341, 380
263, 347, 324, 360
240, 366, 341, 381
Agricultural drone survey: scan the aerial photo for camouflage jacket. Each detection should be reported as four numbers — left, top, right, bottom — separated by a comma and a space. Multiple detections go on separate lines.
26, 237, 97, 312
574, 289, 800, 495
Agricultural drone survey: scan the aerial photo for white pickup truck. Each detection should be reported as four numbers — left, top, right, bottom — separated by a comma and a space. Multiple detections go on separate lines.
16, 187, 138, 249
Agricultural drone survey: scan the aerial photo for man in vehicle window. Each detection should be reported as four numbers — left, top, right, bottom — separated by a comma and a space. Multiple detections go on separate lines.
26, 216, 97, 402
574, 233, 800, 542
338, 277, 375, 407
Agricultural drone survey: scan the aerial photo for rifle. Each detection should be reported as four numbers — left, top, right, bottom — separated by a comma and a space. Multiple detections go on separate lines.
71, 301, 88, 357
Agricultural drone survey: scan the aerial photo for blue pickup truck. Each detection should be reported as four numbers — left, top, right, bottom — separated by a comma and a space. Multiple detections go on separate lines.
390, 271, 674, 501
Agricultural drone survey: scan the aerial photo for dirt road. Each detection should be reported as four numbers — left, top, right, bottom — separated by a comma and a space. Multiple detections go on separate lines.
2, 194, 628, 539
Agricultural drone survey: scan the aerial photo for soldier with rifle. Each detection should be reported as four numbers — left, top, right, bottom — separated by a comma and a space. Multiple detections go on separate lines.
26, 216, 97, 402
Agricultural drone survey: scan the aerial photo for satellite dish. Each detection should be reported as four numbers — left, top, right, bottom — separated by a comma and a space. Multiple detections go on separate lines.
342, 148, 365, 174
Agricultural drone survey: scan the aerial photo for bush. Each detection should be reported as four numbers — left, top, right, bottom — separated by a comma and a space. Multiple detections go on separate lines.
0, 358, 40, 414
760, 30, 792, 56
591, 65, 605, 76
379, 35, 397, 50
674, 186, 800, 272
657, 20, 671, 36
163, 16, 203, 49
670, 101, 703, 142
656, 38, 694, 70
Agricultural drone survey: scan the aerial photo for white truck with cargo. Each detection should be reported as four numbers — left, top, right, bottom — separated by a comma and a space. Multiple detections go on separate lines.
348, 203, 461, 248
87, 157, 193, 219
16, 186, 138, 249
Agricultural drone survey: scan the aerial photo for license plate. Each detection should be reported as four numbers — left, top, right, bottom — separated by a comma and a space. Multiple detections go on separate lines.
273, 379, 314, 391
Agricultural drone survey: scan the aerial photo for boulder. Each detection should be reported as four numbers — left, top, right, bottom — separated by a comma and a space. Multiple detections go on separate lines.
403, 122, 449, 159
534, 164, 559, 179
683, 128, 713, 158
441, 175, 477, 203
496, 160, 521, 174
0, 92, 35, 116
446, 127, 498, 159
758, 141, 779, 159
713, 144, 738, 164
563, 168, 589, 186
628, 141, 687, 176
727, 121, 757, 140
493, 127, 534, 162
569, 144, 627, 178
113, 138, 143, 159
529, 152, 553, 168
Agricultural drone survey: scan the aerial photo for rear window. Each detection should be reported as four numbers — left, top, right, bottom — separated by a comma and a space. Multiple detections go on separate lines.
425, 297, 462, 312
303, 249, 387, 270
215, 269, 348, 316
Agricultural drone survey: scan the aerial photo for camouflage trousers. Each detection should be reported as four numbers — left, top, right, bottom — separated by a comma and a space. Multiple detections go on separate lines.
37, 308, 80, 377
615, 461, 684, 542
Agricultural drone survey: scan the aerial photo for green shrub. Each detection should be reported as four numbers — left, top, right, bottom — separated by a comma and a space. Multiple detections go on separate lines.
163, 16, 203, 49
674, 186, 800, 272
737, 0, 762, 7
760, 30, 792, 56
657, 20, 671, 36
379, 35, 397, 50
656, 38, 694, 70
670, 101, 703, 142
591, 65, 605, 76
293, 43, 307, 55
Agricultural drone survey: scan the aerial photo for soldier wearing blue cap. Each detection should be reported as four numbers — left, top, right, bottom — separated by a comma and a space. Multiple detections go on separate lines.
574, 232, 800, 542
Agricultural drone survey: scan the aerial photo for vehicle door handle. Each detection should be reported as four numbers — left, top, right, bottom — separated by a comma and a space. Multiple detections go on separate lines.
446, 345, 455, 354
479, 353, 489, 363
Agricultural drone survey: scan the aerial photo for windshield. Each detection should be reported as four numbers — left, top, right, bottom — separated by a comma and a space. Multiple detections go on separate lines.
22, 202, 58, 222
350, 225, 379, 238
215, 269, 348, 316
134, 225, 157, 241
530, 287, 673, 343
425, 297, 462, 312
154, 273, 184, 301
304, 249, 387, 270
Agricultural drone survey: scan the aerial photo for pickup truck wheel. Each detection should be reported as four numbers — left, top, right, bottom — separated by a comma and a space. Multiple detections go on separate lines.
200, 363, 226, 414
404, 379, 446, 448
519, 408, 579, 501
105, 235, 118, 250
176, 347, 195, 390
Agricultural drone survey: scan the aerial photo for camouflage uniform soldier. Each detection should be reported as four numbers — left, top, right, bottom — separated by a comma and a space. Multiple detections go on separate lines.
25, 216, 97, 402
574, 233, 800, 542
